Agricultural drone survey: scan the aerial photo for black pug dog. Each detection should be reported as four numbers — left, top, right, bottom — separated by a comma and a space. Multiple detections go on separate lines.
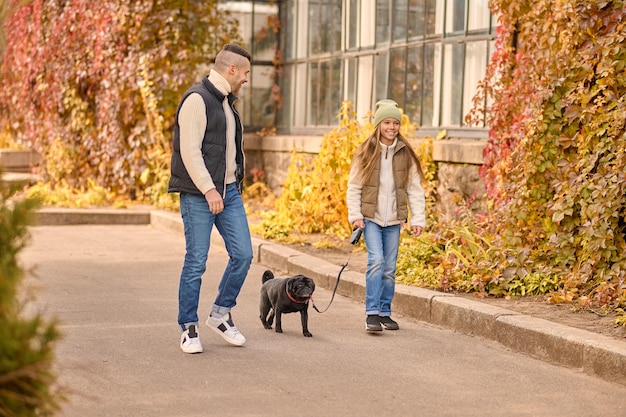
260, 270, 316, 337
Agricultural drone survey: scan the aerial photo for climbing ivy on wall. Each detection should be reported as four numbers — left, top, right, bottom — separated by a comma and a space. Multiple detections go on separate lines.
468, 1, 626, 310
0, 0, 240, 205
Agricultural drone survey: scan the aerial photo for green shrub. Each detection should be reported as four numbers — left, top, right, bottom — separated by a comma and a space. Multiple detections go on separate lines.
0, 177, 62, 416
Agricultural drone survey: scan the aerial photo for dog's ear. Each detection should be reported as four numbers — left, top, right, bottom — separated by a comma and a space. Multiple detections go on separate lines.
288, 276, 301, 290
303, 276, 315, 289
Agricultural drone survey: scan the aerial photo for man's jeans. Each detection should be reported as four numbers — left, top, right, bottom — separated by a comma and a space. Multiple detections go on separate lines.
363, 220, 401, 316
178, 183, 253, 330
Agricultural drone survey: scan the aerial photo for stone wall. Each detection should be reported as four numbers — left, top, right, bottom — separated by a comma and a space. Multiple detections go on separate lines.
1, 138, 487, 218
244, 134, 487, 219
244, 135, 323, 194
431, 137, 487, 219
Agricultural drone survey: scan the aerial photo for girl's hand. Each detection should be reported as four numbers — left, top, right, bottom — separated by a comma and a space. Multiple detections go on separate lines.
353, 219, 365, 229
411, 226, 423, 237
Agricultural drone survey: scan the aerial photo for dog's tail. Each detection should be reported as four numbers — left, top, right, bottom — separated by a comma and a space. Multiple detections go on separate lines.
262, 270, 274, 284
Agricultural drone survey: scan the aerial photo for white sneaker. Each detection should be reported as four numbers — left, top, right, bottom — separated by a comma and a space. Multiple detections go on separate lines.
180, 324, 203, 353
206, 313, 246, 346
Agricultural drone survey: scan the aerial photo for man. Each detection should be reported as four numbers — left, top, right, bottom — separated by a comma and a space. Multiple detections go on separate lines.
168, 44, 253, 353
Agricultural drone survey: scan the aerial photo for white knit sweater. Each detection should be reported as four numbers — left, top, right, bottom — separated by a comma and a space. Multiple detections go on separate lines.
178, 69, 237, 195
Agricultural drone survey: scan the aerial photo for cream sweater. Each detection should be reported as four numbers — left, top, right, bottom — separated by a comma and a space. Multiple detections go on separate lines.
178, 69, 237, 195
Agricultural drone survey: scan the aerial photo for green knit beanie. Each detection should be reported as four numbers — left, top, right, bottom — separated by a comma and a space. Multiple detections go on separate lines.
374, 99, 401, 127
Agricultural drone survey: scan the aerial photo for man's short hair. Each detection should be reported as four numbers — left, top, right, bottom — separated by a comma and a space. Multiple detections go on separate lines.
221, 43, 251, 62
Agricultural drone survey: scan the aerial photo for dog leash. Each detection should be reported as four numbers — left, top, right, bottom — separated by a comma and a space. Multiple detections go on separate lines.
312, 227, 363, 314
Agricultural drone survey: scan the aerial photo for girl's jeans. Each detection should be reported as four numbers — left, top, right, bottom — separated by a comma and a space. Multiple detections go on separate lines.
363, 220, 401, 317
177, 183, 253, 330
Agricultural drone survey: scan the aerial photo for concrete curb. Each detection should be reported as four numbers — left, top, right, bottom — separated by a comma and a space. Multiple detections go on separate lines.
35, 207, 150, 225
35, 208, 626, 386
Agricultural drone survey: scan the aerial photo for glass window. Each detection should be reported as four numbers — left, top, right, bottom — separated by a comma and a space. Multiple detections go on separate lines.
326, 58, 342, 124
348, 0, 359, 49
361, 1, 376, 47
218, 1, 278, 128
228, 4, 254, 50
422, 43, 438, 127
468, 0, 491, 32
389, 48, 407, 108
307, 59, 342, 125
405, 45, 423, 125
324, 0, 343, 52
376, 0, 390, 45
296, 0, 308, 59
294, 63, 307, 126
408, 0, 425, 40
425, 0, 441, 36
308, 61, 320, 124
345, 57, 358, 106
281, 0, 296, 60
274, 0, 496, 131
308, 1, 322, 54
320, 60, 331, 124
491, 11, 499, 34
463, 40, 488, 126
247, 65, 276, 127
487, 39, 496, 113
357, 55, 375, 117
374, 51, 390, 104
445, 0, 466, 35
468, 39, 496, 127
440, 42, 464, 126
276, 64, 292, 129
392, 0, 408, 42
310, 0, 342, 54
252, 2, 278, 61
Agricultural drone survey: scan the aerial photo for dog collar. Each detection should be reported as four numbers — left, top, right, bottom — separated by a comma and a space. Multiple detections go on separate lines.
286, 287, 311, 304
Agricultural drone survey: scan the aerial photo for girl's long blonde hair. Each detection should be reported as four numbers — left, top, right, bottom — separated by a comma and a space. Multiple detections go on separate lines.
353, 125, 424, 188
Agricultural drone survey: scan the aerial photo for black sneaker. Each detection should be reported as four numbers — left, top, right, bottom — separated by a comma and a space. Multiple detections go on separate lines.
379, 316, 399, 330
365, 315, 383, 332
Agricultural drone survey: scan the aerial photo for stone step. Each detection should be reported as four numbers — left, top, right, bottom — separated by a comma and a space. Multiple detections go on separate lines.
0, 171, 41, 186
0, 149, 41, 186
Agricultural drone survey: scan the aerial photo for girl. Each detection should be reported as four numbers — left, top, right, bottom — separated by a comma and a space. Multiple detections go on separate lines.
347, 99, 426, 332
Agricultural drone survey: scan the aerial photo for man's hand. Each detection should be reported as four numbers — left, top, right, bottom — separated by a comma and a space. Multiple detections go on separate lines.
205, 189, 224, 214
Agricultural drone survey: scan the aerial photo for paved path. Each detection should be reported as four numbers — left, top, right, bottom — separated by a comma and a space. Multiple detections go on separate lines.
21, 225, 626, 417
